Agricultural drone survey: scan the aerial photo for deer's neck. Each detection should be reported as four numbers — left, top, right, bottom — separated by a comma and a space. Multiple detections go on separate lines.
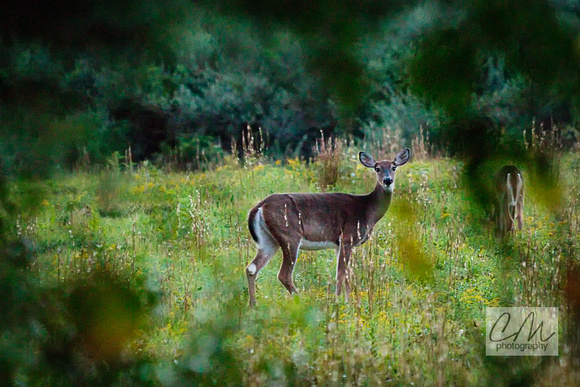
367, 183, 392, 224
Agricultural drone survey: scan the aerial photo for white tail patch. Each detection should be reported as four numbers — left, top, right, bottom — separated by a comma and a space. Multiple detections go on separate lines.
516, 173, 523, 201
495, 165, 525, 237
253, 207, 279, 255
506, 173, 514, 205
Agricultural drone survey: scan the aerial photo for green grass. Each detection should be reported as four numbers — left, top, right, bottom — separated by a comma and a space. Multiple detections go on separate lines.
21, 151, 580, 385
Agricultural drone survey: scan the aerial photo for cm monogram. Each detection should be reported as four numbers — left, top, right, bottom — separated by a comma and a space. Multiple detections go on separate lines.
486, 307, 558, 356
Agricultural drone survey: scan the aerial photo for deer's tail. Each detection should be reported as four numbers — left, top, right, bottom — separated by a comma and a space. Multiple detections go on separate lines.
247, 206, 260, 244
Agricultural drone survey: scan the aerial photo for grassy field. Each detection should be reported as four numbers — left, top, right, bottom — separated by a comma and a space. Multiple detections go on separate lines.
20, 146, 580, 385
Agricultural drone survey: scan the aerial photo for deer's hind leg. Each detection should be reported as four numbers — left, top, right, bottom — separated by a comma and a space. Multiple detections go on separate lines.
497, 195, 509, 237
247, 226, 279, 307
261, 198, 303, 295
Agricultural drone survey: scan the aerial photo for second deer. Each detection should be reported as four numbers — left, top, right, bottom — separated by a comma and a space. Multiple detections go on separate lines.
495, 165, 524, 237
246, 149, 410, 307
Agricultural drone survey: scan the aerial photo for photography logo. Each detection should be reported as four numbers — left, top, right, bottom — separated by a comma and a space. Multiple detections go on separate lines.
486, 307, 558, 356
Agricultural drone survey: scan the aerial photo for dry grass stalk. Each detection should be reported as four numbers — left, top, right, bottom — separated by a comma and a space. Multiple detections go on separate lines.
314, 131, 344, 191
411, 125, 432, 161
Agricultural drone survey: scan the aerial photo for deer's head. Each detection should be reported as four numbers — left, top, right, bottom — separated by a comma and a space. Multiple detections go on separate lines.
359, 149, 410, 192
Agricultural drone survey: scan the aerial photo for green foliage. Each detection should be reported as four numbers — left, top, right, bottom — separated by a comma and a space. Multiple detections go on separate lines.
3, 1, 579, 170
208, 0, 412, 118
175, 135, 226, 170
410, 28, 478, 115
27, 270, 157, 386
0, 178, 158, 386
470, 0, 577, 87
1, 2, 580, 384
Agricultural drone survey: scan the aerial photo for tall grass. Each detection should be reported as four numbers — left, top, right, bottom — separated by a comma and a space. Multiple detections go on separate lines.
19, 140, 580, 385
312, 133, 346, 191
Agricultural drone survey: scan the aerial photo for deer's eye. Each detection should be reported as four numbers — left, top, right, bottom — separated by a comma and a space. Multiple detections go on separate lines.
392, 166, 397, 171
375, 167, 380, 172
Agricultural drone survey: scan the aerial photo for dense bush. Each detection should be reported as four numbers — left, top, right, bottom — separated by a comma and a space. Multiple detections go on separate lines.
2, 3, 578, 172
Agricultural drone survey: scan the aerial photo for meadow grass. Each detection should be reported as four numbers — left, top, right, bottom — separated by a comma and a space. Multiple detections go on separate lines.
24, 148, 580, 385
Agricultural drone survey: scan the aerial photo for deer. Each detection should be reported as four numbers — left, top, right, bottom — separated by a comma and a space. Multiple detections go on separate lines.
245, 149, 410, 307
494, 165, 524, 237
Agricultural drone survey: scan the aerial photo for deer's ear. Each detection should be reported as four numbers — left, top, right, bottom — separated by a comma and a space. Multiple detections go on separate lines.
394, 148, 410, 166
359, 152, 375, 168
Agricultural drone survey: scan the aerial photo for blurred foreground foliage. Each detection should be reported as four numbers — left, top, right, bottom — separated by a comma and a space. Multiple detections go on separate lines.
1, 0, 580, 385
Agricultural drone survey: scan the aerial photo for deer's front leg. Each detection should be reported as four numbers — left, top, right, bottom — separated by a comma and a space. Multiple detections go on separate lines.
335, 239, 353, 301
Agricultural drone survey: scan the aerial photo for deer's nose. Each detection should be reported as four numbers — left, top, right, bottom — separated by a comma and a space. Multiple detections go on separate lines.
384, 177, 393, 186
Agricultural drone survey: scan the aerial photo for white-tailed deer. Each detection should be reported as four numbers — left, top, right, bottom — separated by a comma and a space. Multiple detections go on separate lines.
494, 165, 524, 237
246, 149, 410, 307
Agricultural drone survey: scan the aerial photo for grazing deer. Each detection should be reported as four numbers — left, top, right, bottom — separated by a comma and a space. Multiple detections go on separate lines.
494, 165, 524, 237
246, 149, 410, 307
